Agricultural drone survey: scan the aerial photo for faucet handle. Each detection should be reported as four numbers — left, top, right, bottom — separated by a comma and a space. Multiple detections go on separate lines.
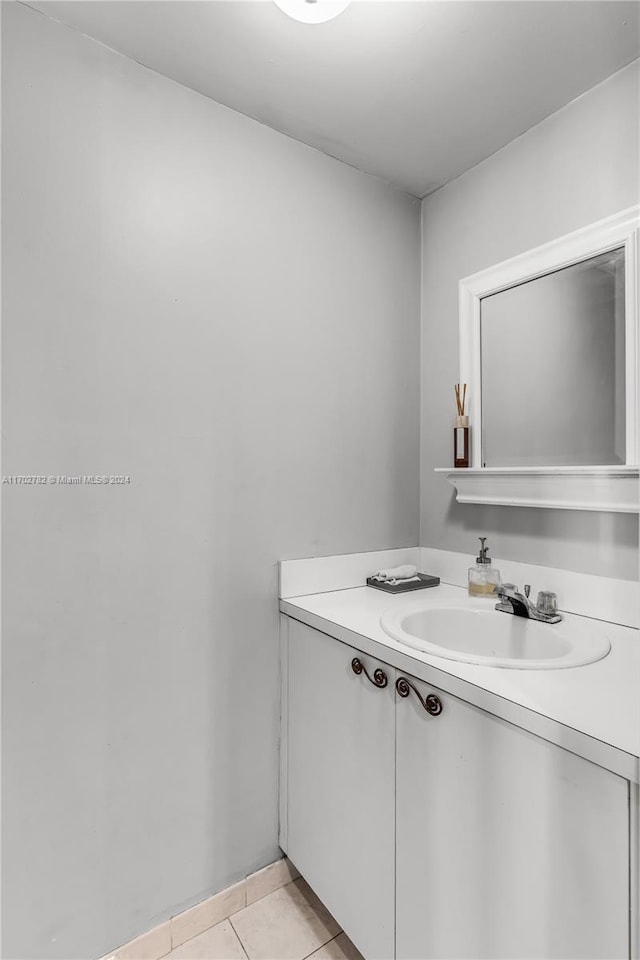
524, 584, 531, 599
536, 591, 558, 615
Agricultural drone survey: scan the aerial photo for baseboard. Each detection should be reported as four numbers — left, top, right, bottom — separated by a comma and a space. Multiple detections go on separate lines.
100, 857, 300, 960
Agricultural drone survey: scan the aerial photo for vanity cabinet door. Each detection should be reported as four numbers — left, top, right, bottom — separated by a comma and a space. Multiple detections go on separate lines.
284, 620, 395, 960
395, 674, 630, 960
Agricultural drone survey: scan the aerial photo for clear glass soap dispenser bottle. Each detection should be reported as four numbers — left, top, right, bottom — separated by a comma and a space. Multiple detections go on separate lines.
468, 537, 501, 598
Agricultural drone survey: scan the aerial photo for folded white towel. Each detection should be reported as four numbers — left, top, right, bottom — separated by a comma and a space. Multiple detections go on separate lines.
373, 564, 418, 582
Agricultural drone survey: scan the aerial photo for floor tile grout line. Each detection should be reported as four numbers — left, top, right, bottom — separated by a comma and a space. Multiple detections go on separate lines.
225, 876, 344, 960
301, 931, 342, 960
232, 877, 299, 921
227, 916, 251, 960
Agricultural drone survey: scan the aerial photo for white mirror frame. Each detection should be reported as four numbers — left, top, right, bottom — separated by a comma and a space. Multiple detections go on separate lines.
436, 207, 640, 513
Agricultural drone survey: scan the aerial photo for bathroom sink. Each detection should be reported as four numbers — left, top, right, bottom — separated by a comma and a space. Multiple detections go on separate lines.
380, 597, 610, 669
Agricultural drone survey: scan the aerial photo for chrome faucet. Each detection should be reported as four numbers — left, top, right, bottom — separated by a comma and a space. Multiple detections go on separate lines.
495, 583, 562, 623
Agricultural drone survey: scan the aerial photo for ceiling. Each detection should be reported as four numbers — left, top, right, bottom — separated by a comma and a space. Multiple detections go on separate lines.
24, 0, 640, 198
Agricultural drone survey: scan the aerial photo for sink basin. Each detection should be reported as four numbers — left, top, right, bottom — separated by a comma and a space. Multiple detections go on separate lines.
380, 597, 611, 669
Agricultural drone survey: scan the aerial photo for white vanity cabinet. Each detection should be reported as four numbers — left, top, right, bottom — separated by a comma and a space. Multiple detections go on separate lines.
284, 619, 396, 960
396, 673, 630, 960
281, 618, 633, 960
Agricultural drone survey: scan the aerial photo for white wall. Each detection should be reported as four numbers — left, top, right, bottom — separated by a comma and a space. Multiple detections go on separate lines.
421, 60, 639, 578
1, 5, 420, 958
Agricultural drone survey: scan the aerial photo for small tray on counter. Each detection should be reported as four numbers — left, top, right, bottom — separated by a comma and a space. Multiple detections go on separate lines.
366, 573, 440, 593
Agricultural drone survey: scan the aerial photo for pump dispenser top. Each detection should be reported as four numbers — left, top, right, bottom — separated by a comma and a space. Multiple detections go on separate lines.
476, 537, 490, 564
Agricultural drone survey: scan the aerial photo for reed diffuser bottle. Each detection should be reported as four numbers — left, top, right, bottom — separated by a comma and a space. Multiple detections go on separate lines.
454, 383, 470, 468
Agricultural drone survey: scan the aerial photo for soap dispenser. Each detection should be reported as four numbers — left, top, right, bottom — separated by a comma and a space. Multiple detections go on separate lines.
468, 537, 501, 598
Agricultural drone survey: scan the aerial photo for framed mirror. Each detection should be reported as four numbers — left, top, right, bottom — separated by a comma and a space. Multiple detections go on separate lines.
445, 206, 640, 512
480, 246, 626, 468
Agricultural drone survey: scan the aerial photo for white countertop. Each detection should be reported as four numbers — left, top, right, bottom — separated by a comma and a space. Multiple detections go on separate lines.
280, 583, 640, 782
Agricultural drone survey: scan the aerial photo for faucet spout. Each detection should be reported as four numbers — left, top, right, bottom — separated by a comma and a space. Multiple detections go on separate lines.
496, 583, 531, 618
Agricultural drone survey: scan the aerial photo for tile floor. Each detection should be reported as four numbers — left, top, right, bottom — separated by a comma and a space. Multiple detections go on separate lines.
164, 878, 363, 960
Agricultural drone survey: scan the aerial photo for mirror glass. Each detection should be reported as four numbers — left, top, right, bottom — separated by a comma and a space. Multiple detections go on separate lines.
480, 248, 626, 467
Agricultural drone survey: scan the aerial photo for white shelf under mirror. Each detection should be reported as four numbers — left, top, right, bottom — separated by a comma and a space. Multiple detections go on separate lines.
434, 465, 639, 513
